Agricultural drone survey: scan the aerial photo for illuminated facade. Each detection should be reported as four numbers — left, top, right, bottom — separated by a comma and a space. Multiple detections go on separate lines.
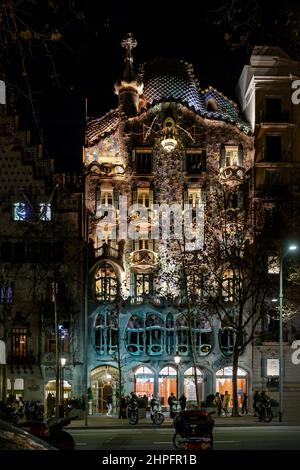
84, 35, 256, 411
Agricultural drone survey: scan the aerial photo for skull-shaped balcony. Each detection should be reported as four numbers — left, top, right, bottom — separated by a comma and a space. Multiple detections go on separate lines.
129, 249, 158, 273
94, 242, 124, 269
219, 165, 245, 187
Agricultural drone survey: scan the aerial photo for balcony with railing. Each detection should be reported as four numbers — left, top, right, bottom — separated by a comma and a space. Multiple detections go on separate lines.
7, 351, 36, 369
219, 165, 245, 186
94, 243, 124, 268
129, 249, 158, 273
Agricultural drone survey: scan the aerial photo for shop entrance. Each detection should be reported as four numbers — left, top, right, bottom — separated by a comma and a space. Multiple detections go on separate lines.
216, 367, 247, 408
90, 366, 119, 413
158, 366, 177, 406
183, 367, 204, 403
134, 366, 154, 399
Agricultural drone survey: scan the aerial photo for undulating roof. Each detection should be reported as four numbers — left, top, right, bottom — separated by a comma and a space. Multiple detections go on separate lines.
86, 109, 119, 144
86, 58, 251, 144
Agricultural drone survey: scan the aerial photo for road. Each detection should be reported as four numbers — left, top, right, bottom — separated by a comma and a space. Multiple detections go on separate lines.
68, 426, 300, 450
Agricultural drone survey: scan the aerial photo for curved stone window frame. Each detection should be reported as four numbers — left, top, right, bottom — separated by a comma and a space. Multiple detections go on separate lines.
165, 312, 175, 355
176, 315, 213, 357
95, 262, 118, 302
94, 310, 118, 355
126, 314, 145, 356
145, 313, 164, 356
218, 321, 235, 356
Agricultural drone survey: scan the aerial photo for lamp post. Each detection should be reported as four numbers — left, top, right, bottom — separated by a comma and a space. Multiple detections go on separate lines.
60, 357, 66, 416
279, 244, 298, 422
174, 355, 181, 399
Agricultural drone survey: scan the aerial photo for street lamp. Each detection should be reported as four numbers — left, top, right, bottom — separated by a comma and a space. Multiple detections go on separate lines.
60, 357, 66, 414
174, 355, 181, 399
279, 244, 298, 422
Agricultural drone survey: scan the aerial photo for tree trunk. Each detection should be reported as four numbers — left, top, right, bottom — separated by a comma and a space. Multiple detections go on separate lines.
188, 314, 200, 407
232, 332, 240, 417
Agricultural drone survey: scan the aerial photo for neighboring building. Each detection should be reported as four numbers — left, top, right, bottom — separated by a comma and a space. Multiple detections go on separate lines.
237, 46, 300, 420
0, 89, 84, 404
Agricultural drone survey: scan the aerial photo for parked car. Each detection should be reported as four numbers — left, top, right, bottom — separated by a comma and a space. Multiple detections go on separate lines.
19, 417, 75, 450
0, 419, 57, 450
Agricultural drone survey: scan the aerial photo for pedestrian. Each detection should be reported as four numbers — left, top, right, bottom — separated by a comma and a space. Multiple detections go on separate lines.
222, 391, 231, 416
253, 391, 260, 416
106, 394, 113, 416
213, 392, 223, 416
119, 395, 127, 419
179, 394, 187, 411
168, 393, 176, 418
241, 393, 248, 415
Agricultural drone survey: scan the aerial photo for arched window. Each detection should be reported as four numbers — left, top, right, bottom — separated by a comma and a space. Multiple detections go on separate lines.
176, 315, 189, 355
165, 313, 175, 355
222, 268, 238, 302
194, 317, 213, 356
135, 366, 154, 398
94, 311, 118, 355
219, 319, 235, 355
95, 263, 118, 301
145, 314, 164, 355
126, 314, 144, 355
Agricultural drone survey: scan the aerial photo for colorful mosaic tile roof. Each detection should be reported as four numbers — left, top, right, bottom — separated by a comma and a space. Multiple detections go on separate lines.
141, 58, 203, 113
86, 59, 252, 142
86, 109, 119, 144
141, 59, 252, 134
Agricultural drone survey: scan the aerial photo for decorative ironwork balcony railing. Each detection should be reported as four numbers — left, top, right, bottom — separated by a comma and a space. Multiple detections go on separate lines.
127, 294, 165, 307
129, 249, 158, 273
219, 165, 245, 186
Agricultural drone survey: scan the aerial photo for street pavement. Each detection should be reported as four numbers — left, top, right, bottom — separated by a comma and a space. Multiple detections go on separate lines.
67, 411, 299, 429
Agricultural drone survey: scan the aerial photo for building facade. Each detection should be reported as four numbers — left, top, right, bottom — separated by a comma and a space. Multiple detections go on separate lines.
0, 90, 84, 405
1, 40, 299, 421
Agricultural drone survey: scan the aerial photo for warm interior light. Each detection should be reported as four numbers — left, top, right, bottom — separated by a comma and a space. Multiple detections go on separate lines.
174, 355, 181, 365
161, 137, 177, 152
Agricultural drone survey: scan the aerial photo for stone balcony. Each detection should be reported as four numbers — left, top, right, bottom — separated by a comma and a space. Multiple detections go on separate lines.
219, 165, 245, 186
129, 249, 158, 273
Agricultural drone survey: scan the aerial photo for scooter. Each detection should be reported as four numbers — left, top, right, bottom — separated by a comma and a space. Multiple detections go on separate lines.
150, 399, 164, 425
173, 409, 214, 451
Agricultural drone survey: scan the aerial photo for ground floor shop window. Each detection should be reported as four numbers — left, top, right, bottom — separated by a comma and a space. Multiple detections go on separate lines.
216, 366, 247, 408
158, 366, 177, 405
135, 366, 154, 397
183, 367, 204, 403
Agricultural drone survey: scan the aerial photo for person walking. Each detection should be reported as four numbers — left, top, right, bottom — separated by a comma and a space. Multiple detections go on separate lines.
179, 394, 187, 411
106, 394, 113, 416
168, 393, 176, 418
213, 392, 223, 416
253, 391, 260, 416
241, 393, 248, 415
222, 391, 231, 416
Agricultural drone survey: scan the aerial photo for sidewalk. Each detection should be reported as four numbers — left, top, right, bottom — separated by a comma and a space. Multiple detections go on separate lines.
67, 412, 298, 429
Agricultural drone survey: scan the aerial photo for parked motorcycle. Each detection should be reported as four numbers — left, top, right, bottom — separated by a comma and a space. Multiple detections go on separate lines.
127, 399, 139, 425
258, 399, 273, 423
173, 410, 214, 451
150, 398, 164, 425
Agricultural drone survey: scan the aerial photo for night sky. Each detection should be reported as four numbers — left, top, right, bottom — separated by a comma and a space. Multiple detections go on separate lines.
6, 0, 299, 172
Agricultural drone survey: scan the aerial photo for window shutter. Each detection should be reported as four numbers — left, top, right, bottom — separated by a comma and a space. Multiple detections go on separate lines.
220, 144, 225, 168
261, 357, 267, 377
238, 144, 244, 166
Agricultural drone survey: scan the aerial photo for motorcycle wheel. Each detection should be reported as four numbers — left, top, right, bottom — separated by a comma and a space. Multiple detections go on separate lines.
263, 409, 273, 423
173, 432, 187, 450
129, 413, 138, 425
153, 412, 164, 425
